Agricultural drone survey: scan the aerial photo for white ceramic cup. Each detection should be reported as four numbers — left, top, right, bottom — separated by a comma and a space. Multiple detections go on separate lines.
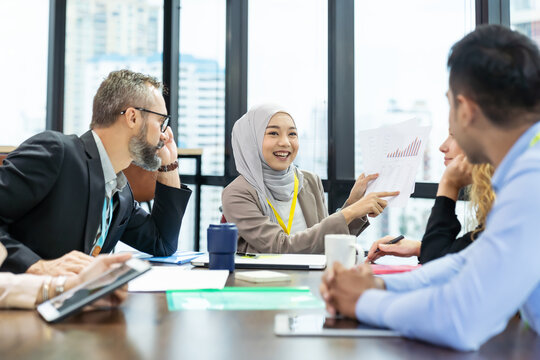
324, 234, 364, 268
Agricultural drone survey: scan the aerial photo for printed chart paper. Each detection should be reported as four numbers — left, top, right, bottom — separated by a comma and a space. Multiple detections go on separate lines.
357, 119, 431, 207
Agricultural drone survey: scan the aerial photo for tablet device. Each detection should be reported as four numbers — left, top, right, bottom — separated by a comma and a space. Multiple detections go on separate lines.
37, 258, 151, 323
274, 314, 400, 337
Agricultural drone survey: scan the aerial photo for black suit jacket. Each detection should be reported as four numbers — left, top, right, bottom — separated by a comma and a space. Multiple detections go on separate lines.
0, 130, 191, 273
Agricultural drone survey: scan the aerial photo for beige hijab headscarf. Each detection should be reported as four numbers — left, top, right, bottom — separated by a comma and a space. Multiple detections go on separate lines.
231, 104, 304, 223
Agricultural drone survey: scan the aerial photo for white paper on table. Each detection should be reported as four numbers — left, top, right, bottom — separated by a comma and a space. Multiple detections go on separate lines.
357, 118, 431, 207
128, 267, 229, 292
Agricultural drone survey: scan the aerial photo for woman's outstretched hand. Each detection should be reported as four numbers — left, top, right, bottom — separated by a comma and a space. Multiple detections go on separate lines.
341, 191, 399, 223
344, 173, 379, 207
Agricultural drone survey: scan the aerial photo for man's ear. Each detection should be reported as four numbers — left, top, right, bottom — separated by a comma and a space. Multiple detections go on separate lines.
122, 107, 138, 129
455, 94, 479, 129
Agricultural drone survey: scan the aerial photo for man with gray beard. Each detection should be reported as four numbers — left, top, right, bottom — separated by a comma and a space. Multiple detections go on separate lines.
0, 70, 191, 275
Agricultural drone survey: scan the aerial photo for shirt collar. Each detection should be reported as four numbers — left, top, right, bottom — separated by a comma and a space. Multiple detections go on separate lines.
91, 130, 128, 198
491, 121, 540, 193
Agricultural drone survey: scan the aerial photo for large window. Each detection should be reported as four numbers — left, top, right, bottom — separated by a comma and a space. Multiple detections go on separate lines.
64, 0, 163, 135
8, 1, 501, 253
248, 0, 328, 177
178, 0, 226, 177
178, 179, 196, 251
177, 184, 224, 252
199, 186, 224, 251
354, 0, 475, 246
0, 1, 49, 145
511, 0, 540, 48
177, 0, 226, 249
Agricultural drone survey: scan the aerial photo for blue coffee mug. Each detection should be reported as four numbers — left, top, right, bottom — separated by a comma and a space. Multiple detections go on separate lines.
207, 223, 238, 272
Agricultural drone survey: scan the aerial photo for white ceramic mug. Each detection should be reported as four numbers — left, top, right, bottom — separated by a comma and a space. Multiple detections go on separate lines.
324, 234, 364, 268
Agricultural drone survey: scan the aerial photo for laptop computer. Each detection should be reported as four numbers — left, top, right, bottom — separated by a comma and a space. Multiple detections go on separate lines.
191, 253, 326, 270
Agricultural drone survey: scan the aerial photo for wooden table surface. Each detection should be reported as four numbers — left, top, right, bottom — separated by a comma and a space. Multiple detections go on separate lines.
1, 268, 539, 360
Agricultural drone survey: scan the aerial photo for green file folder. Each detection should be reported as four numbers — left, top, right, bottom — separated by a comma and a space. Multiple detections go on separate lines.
166, 287, 325, 311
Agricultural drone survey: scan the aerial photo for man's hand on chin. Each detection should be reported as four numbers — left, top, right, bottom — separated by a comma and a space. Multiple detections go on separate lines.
156, 126, 181, 189
158, 126, 177, 166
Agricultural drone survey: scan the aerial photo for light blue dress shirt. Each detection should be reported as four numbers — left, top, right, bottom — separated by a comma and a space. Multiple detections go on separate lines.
355, 122, 540, 351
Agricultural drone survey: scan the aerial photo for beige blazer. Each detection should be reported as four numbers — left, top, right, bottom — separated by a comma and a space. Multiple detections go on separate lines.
222, 170, 368, 254
0, 243, 43, 309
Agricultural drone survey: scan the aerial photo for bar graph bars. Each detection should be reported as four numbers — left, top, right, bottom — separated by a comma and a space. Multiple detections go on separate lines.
386, 137, 422, 158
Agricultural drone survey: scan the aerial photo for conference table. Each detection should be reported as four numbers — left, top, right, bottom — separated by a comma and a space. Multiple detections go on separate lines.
1, 267, 539, 360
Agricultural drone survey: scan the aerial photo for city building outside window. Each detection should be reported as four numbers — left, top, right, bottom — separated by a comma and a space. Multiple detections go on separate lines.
0, 1, 49, 146
178, 0, 226, 249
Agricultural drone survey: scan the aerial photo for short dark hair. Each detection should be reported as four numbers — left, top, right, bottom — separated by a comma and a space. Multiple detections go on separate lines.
448, 24, 540, 127
90, 69, 162, 129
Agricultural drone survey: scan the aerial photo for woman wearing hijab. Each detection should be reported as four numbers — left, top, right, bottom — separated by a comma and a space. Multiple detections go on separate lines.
222, 104, 399, 254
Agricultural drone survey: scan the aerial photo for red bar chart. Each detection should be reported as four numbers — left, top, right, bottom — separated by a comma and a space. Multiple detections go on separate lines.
386, 137, 421, 158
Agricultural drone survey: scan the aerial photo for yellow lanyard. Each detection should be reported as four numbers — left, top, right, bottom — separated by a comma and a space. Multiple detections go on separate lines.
266, 173, 299, 235
529, 132, 540, 148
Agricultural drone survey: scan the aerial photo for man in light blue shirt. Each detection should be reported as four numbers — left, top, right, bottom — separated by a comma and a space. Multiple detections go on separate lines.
320, 24, 540, 351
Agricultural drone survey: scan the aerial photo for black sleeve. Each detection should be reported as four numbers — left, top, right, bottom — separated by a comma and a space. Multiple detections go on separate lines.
119, 181, 192, 256
445, 231, 474, 254
418, 196, 472, 264
0, 132, 65, 272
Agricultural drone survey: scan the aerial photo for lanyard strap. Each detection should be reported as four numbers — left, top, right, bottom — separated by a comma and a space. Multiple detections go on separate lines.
266, 173, 299, 235
529, 132, 540, 148
91, 197, 113, 256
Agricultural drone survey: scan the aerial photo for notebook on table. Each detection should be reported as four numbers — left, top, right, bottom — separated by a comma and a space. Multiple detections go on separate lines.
191, 253, 326, 270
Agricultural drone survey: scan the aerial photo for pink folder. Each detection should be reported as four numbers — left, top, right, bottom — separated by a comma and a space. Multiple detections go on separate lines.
370, 264, 421, 275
